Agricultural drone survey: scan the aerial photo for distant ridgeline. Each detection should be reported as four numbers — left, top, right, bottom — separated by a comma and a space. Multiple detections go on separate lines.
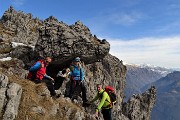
0, 6, 156, 120
126, 64, 180, 120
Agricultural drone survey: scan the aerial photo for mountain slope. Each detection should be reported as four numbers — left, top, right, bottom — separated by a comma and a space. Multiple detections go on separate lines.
125, 64, 166, 100
146, 71, 180, 120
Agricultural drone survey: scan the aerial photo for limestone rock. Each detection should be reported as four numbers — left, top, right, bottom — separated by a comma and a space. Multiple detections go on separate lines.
0, 6, 42, 45
0, 74, 9, 116
35, 17, 110, 64
2, 83, 22, 120
122, 86, 157, 120
0, 58, 27, 79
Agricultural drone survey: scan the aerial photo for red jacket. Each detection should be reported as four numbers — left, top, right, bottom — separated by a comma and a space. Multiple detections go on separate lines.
27, 60, 46, 80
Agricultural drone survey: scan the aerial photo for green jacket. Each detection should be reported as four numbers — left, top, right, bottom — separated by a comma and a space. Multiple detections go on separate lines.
91, 89, 111, 112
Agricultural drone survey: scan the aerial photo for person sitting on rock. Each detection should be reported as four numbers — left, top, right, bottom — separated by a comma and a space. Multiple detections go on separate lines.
54, 68, 70, 90
27, 57, 57, 97
69, 57, 88, 106
88, 84, 113, 120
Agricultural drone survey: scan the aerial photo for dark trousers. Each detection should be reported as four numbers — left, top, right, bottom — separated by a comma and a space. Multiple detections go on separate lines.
32, 78, 56, 96
69, 80, 87, 102
101, 108, 112, 120
54, 76, 65, 90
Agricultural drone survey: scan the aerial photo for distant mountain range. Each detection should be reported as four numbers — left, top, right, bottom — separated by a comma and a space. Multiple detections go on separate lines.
125, 63, 180, 120
144, 71, 180, 120
124, 64, 173, 101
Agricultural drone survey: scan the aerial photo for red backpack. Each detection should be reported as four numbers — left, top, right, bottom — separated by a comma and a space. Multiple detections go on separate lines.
105, 86, 117, 106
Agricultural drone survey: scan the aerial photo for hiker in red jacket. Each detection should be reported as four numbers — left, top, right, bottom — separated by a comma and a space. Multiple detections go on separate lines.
27, 57, 57, 97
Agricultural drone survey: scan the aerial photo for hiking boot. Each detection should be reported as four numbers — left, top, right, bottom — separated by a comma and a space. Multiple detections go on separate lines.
71, 95, 78, 101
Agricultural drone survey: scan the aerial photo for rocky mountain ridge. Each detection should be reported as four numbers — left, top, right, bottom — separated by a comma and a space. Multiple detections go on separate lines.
125, 64, 167, 101
144, 71, 180, 120
0, 6, 156, 120
126, 63, 173, 76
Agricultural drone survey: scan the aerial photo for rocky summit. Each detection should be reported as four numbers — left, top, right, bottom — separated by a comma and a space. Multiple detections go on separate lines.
0, 6, 156, 120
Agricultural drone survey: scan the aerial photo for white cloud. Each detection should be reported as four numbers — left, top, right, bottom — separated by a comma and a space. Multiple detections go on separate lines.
108, 11, 143, 26
12, 0, 26, 6
108, 36, 180, 68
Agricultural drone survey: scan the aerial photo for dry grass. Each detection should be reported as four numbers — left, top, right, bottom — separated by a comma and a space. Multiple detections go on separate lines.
0, 59, 19, 69
0, 47, 13, 54
0, 41, 13, 54
0, 65, 84, 120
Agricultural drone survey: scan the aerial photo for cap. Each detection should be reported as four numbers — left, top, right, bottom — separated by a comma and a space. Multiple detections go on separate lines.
74, 57, 80, 62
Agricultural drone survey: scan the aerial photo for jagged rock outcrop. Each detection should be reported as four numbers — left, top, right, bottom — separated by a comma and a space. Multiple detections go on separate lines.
0, 6, 157, 120
35, 17, 110, 64
122, 86, 156, 120
0, 6, 42, 45
0, 6, 110, 65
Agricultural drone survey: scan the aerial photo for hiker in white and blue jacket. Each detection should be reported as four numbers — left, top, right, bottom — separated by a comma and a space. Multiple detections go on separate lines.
69, 57, 88, 107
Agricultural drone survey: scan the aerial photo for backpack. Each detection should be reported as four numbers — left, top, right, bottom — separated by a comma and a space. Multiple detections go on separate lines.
105, 86, 117, 106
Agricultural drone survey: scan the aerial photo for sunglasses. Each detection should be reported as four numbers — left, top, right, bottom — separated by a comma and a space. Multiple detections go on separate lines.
45, 60, 51, 64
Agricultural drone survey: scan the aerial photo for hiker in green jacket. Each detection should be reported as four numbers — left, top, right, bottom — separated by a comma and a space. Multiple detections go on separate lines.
89, 84, 112, 120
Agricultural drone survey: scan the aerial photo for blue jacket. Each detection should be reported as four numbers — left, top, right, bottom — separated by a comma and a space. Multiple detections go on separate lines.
29, 62, 41, 72
70, 65, 84, 81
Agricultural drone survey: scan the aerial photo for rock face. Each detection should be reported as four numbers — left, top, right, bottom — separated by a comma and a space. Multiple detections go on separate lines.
0, 6, 110, 64
35, 17, 110, 64
0, 6, 42, 45
122, 86, 156, 120
0, 6, 157, 120
0, 74, 22, 120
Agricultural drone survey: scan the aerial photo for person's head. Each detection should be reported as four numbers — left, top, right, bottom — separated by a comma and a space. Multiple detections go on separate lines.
73, 57, 81, 65
62, 68, 70, 75
96, 84, 102, 92
45, 57, 52, 65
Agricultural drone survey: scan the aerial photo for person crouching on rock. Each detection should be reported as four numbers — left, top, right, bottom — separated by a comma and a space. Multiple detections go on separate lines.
54, 68, 70, 90
27, 57, 57, 97
69, 57, 88, 106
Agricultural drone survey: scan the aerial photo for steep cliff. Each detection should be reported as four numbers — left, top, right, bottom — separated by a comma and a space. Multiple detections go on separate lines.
0, 6, 156, 120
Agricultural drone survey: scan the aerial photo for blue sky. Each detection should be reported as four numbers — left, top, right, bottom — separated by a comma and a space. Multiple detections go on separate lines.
0, 0, 180, 68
